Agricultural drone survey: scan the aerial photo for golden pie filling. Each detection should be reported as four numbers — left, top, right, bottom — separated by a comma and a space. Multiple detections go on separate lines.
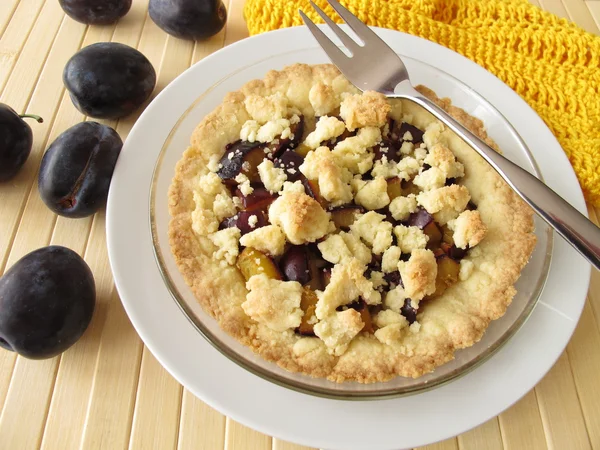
168, 64, 536, 382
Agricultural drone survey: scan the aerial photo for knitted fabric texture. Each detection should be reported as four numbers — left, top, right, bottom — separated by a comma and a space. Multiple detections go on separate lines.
244, 0, 600, 207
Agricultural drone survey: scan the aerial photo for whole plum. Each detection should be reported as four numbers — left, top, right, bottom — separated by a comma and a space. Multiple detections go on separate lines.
63, 42, 156, 119
149, 0, 227, 41
0, 104, 43, 181
59, 0, 132, 25
0, 246, 95, 359
38, 122, 122, 218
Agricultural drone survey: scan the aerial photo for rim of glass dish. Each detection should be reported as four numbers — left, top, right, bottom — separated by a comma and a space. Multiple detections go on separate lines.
149, 50, 554, 400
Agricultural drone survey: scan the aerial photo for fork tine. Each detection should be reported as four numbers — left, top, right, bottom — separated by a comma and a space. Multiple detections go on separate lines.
309, 0, 360, 54
299, 10, 352, 68
325, 0, 387, 48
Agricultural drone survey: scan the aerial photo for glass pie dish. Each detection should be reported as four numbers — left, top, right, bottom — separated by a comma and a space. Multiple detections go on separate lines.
149, 50, 553, 399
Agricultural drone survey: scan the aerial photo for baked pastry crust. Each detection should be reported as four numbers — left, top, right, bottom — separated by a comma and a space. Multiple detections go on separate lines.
168, 64, 536, 383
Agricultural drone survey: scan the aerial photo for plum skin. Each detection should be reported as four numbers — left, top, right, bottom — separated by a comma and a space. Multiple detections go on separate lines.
0, 104, 43, 182
59, 0, 132, 25
149, 0, 227, 41
63, 42, 156, 119
0, 246, 95, 359
38, 122, 122, 218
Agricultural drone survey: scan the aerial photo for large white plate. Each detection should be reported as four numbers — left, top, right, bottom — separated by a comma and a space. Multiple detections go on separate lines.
106, 27, 590, 449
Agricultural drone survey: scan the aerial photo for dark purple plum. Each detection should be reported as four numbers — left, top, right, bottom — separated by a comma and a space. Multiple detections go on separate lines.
63, 42, 156, 119
217, 140, 263, 183
405, 208, 434, 229
384, 270, 403, 288
59, 0, 132, 25
274, 150, 304, 182
0, 104, 43, 181
0, 246, 95, 359
219, 210, 267, 235
280, 246, 310, 285
400, 298, 417, 324
235, 186, 277, 211
38, 122, 122, 218
149, 0, 227, 41
388, 120, 424, 145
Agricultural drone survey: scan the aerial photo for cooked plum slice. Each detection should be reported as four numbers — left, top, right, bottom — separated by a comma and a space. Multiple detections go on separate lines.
441, 224, 454, 245
431, 254, 460, 297
306, 247, 327, 291
466, 200, 477, 211
330, 206, 363, 230
401, 180, 421, 196
400, 298, 417, 324
274, 150, 304, 182
219, 210, 267, 235
237, 247, 282, 281
235, 186, 276, 211
297, 287, 319, 336
389, 121, 424, 145
440, 242, 467, 261
423, 221, 442, 249
352, 300, 374, 333
373, 141, 401, 163
217, 140, 263, 183
302, 177, 328, 208
241, 146, 267, 183
386, 177, 403, 201
280, 245, 310, 285
322, 267, 332, 286
405, 208, 434, 229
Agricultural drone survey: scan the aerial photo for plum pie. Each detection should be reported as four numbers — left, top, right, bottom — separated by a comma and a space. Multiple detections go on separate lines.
168, 64, 536, 383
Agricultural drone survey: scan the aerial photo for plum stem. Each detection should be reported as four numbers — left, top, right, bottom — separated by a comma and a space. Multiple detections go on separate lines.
20, 114, 43, 123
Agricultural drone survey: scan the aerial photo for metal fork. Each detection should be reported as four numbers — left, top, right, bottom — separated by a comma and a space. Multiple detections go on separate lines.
300, 0, 600, 271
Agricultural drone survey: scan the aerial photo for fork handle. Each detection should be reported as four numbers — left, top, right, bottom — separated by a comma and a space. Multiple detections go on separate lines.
398, 89, 600, 271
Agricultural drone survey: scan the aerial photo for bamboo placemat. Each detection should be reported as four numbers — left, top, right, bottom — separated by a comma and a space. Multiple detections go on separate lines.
0, 0, 599, 449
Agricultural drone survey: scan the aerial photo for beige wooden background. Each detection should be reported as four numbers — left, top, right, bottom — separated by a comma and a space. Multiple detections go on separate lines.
0, 0, 599, 449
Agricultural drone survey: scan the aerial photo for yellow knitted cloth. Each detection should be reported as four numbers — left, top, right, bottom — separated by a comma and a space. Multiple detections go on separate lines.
243, 0, 600, 207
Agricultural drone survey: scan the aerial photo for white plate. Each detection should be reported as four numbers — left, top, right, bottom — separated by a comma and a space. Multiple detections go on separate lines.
106, 27, 590, 449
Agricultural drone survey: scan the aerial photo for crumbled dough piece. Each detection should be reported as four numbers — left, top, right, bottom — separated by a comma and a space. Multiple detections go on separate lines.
309, 82, 338, 116
240, 120, 260, 142
282, 180, 305, 194
397, 156, 422, 180
314, 309, 364, 356
332, 127, 381, 174
268, 191, 330, 244
339, 91, 391, 131
353, 176, 390, 210
382, 246, 402, 273
316, 259, 380, 319
389, 194, 418, 221
413, 147, 428, 161
417, 185, 471, 225
400, 141, 414, 155
244, 92, 288, 124
424, 143, 464, 179
371, 155, 400, 179
258, 159, 287, 193
299, 146, 353, 206
373, 309, 409, 345
235, 173, 254, 196
239, 225, 286, 256
242, 274, 303, 332
349, 211, 393, 255
384, 285, 408, 312
398, 249, 437, 301
317, 231, 371, 266
449, 210, 487, 249
256, 118, 292, 143
191, 172, 237, 235
248, 215, 258, 229
374, 309, 408, 328
394, 225, 429, 253
423, 121, 445, 149
370, 271, 387, 289
413, 167, 446, 191
208, 227, 241, 266
304, 116, 345, 149
459, 259, 475, 281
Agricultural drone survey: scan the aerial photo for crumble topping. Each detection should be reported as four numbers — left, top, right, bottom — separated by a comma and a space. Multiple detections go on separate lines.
186, 85, 495, 362
242, 274, 303, 332
268, 191, 330, 244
